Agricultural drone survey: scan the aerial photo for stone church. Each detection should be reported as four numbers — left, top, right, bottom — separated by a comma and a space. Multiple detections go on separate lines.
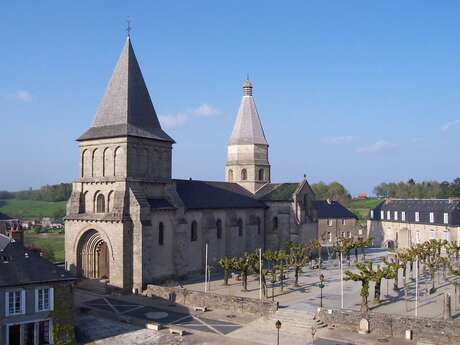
65, 36, 320, 291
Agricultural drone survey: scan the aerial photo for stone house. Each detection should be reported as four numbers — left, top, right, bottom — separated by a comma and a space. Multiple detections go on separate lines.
368, 198, 460, 249
64, 35, 354, 292
313, 199, 361, 246
0, 234, 76, 345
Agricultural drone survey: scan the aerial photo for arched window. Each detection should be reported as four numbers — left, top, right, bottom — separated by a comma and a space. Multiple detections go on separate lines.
107, 191, 114, 212
256, 217, 261, 235
80, 191, 88, 213
114, 146, 122, 176
241, 169, 247, 181
237, 218, 243, 237
228, 169, 234, 182
191, 221, 198, 242
258, 169, 264, 181
158, 222, 164, 245
96, 193, 105, 213
273, 216, 278, 231
216, 219, 222, 239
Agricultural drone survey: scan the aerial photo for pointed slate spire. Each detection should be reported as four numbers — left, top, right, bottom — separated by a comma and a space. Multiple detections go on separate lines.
78, 37, 174, 142
228, 79, 268, 146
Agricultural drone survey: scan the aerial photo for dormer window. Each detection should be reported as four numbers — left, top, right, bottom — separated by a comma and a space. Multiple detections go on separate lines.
401, 211, 406, 222
380, 210, 384, 219
429, 212, 434, 223
387, 211, 391, 220
370, 210, 374, 219
415, 212, 420, 222
394, 211, 398, 221
444, 213, 449, 224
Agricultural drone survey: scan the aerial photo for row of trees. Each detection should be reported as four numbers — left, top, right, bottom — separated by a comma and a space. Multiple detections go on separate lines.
345, 239, 460, 313
311, 182, 352, 205
215, 238, 372, 298
0, 183, 72, 202
374, 178, 460, 199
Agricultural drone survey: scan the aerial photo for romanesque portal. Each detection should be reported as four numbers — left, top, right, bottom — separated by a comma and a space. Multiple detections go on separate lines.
77, 229, 110, 280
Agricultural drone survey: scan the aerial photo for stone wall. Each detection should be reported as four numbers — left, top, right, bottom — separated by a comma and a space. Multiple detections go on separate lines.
144, 284, 277, 317
317, 308, 460, 344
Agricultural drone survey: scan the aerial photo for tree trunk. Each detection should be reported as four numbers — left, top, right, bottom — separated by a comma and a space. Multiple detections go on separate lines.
280, 267, 284, 292
242, 272, 248, 291
374, 280, 381, 302
361, 281, 369, 313
393, 267, 399, 291
362, 248, 366, 261
294, 267, 300, 287
223, 270, 229, 286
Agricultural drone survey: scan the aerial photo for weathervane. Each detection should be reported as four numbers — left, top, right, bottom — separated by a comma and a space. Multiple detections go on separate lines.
127, 17, 132, 37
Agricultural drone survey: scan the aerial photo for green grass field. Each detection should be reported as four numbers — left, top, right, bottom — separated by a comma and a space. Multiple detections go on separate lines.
347, 198, 383, 224
24, 232, 65, 263
0, 199, 66, 218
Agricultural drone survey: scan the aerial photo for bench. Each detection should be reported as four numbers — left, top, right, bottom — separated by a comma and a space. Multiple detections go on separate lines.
194, 306, 208, 312
146, 322, 162, 331
169, 327, 185, 336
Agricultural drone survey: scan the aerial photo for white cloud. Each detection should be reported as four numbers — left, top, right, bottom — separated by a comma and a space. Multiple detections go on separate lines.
356, 140, 397, 154
192, 103, 220, 117
441, 120, 460, 132
159, 113, 188, 129
14, 90, 32, 102
323, 136, 353, 145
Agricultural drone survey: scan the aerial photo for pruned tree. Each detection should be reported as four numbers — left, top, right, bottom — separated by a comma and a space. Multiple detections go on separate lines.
344, 261, 374, 313
216, 256, 235, 286
232, 253, 253, 291
287, 242, 310, 287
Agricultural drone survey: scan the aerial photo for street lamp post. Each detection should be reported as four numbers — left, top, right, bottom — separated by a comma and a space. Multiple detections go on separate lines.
319, 274, 325, 308
275, 320, 282, 345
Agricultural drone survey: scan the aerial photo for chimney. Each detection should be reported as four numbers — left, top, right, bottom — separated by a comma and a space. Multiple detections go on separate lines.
448, 197, 457, 204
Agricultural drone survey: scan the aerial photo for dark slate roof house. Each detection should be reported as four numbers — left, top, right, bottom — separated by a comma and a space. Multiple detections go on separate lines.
0, 234, 77, 345
0, 235, 75, 288
313, 200, 358, 220
369, 198, 460, 226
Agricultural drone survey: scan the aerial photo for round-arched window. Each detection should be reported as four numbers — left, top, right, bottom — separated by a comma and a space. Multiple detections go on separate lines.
258, 169, 264, 181
96, 193, 105, 213
241, 169, 247, 181
191, 221, 198, 242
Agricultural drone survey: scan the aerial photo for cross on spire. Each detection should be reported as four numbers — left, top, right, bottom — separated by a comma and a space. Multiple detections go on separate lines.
126, 17, 132, 37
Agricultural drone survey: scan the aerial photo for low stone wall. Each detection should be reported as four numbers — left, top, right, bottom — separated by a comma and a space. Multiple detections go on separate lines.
317, 308, 460, 344
144, 284, 277, 317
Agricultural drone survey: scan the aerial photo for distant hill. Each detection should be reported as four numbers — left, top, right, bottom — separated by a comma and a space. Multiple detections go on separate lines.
347, 198, 383, 225
0, 199, 66, 219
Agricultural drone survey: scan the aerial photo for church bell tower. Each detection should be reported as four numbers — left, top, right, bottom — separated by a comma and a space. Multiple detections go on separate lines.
225, 79, 270, 193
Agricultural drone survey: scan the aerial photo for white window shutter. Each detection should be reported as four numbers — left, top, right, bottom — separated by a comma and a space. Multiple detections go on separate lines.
5, 291, 9, 316
21, 289, 26, 314
49, 287, 54, 311
35, 288, 39, 312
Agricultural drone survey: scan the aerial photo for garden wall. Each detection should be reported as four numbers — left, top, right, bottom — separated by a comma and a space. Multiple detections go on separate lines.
317, 308, 460, 344
144, 284, 277, 317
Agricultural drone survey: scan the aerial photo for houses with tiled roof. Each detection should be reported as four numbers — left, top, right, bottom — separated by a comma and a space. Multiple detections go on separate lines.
0, 234, 77, 345
368, 198, 460, 248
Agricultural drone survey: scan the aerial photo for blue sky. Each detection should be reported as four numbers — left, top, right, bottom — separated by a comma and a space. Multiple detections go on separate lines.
1, 1, 460, 195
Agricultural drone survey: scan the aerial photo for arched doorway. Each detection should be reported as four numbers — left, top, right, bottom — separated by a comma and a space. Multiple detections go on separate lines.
77, 229, 110, 280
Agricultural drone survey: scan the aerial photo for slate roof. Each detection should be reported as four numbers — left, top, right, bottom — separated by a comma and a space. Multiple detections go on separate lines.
256, 183, 299, 201
78, 37, 174, 143
228, 80, 268, 146
369, 198, 460, 226
313, 200, 358, 219
174, 179, 266, 210
0, 212, 14, 221
0, 235, 76, 288
147, 198, 175, 210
